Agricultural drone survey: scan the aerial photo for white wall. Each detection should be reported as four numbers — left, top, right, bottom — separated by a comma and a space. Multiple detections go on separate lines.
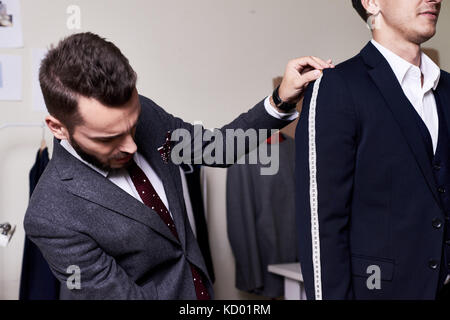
0, 0, 449, 300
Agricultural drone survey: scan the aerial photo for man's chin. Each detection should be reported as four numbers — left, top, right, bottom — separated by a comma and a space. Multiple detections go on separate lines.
109, 163, 129, 170
420, 22, 438, 39
111, 155, 134, 168
70, 139, 114, 172
410, 28, 436, 45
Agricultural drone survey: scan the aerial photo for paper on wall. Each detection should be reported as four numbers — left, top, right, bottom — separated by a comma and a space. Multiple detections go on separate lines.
0, 54, 22, 101
0, 224, 16, 247
0, 0, 24, 48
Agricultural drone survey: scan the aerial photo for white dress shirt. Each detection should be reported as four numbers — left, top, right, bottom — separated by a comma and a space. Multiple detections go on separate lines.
60, 104, 297, 219
371, 39, 441, 154
372, 40, 449, 284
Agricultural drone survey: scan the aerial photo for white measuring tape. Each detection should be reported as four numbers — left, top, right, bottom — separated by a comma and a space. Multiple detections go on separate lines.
308, 74, 323, 300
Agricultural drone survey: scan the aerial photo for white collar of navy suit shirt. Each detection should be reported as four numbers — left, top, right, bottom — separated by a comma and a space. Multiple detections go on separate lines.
371, 39, 440, 92
371, 39, 441, 154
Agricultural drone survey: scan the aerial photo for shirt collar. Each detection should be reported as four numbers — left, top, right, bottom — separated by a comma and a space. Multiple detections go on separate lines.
60, 139, 110, 178
421, 52, 441, 91
371, 39, 440, 91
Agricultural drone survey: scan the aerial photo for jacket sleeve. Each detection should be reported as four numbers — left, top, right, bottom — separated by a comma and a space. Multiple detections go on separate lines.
295, 69, 358, 300
24, 215, 157, 300
139, 96, 295, 168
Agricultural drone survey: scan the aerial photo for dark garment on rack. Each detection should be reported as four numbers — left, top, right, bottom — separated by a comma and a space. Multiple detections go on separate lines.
181, 164, 215, 283
226, 134, 298, 298
19, 147, 60, 300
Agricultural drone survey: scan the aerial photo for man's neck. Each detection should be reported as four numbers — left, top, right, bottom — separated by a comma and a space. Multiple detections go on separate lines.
373, 31, 422, 67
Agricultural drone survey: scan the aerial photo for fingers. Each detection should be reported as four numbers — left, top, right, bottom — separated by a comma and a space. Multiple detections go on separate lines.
296, 69, 323, 88
310, 56, 331, 69
289, 56, 334, 72
277, 56, 334, 103
301, 65, 315, 74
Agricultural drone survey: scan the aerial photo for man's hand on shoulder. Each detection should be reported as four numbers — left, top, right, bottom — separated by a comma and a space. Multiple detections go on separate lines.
270, 56, 335, 113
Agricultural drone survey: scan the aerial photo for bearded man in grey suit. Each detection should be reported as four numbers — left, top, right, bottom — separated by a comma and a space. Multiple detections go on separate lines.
24, 32, 332, 300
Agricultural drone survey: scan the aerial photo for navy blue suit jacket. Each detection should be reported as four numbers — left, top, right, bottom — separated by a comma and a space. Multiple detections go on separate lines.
295, 42, 450, 300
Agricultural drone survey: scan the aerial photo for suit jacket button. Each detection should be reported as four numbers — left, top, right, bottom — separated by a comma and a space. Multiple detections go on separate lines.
438, 187, 446, 194
446, 239, 450, 246
432, 218, 443, 229
434, 164, 442, 171
429, 260, 438, 270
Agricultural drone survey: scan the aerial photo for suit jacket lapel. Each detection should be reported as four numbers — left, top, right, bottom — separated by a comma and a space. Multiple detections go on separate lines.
361, 42, 441, 207
435, 75, 450, 132
52, 139, 180, 246
136, 121, 188, 252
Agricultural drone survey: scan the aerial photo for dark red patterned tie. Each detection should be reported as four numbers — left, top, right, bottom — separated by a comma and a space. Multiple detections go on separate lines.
127, 159, 210, 300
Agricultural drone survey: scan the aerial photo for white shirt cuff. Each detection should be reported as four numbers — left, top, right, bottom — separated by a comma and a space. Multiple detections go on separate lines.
264, 96, 299, 121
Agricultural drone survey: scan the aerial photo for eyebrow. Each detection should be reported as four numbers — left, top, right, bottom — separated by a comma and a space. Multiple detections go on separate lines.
93, 133, 126, 140
91, 111, 141, 140
91, 121, 139, 140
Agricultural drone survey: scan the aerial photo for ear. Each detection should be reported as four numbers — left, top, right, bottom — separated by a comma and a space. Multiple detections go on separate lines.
361, 0, 381, 16
45, 115, 70, 140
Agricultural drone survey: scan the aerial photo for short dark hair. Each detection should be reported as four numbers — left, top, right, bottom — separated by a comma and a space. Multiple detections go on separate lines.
39, 32, 137, 131
352, 0, 368, 21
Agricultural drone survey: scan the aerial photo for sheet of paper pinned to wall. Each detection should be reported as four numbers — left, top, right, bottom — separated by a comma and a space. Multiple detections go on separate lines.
0, 0, 24, 48
0, 54, 22, 101
32, 49, 48, 112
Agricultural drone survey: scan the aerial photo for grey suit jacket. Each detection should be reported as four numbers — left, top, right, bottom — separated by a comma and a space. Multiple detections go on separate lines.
226, 136, 298, 298
24, 95, 293, 300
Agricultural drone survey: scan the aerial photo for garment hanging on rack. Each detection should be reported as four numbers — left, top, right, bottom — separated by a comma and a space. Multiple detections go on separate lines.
19, 147, 60, 300
180, 164, 215, 283
226, 133, 298, 298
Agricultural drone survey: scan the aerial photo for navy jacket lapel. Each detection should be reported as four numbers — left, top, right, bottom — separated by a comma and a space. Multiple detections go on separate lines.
52, 139, 180, 246
435, 73, 450, 132
361, 42, 441, 207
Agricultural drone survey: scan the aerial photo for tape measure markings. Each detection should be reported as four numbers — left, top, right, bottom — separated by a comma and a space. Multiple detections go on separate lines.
308, 74, 323, 300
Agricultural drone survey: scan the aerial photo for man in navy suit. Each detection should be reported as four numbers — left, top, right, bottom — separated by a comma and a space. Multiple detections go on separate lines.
296, 0, 449, 299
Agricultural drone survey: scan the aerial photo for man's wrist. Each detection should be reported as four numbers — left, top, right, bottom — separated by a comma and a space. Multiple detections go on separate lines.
264, 96, 299, 120
269, 95, 277, 108
270, 94, 296, 113
271, 86, 297, 112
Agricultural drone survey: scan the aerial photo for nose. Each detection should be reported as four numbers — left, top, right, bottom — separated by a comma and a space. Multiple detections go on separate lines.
120, 134, 138, 155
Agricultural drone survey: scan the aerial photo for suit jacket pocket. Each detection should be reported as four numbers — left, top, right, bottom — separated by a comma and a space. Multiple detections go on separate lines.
351, 254, 395, 281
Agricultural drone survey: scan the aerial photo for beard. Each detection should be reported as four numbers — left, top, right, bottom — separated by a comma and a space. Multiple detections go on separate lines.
69, 136, 133, 172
